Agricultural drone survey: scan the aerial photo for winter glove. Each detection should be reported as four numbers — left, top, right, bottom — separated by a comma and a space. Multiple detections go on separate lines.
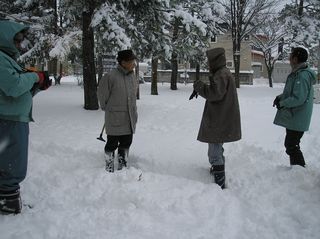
189, 90, 198, 100
36, 71, 52, 90
273, 96, 282, 110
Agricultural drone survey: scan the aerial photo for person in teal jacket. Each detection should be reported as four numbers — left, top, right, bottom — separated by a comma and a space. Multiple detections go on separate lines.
273, 47, 316, 167
0, 20, 51, 214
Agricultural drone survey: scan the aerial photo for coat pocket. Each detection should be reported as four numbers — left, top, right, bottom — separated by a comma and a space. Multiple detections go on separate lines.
107, 106, 128, 126
280, 108, 293, 119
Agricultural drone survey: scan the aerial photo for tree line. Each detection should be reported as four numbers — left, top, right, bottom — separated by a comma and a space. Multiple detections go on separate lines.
1, 0, 319, 108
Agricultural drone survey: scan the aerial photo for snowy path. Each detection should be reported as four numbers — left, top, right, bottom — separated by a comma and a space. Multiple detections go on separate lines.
1, 78, 320, 239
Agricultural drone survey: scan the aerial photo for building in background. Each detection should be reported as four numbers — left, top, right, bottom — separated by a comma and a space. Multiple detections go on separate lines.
209, 31, 254, 84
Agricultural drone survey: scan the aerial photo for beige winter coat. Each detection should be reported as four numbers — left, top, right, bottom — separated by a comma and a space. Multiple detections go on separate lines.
97, 65, 138, 135
193, 48, 241, 143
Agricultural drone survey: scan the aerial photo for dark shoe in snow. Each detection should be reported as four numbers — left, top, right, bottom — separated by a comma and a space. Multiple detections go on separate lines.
210, 165, 226, 189
105, 151, 115, 173
0, 189, 22, 214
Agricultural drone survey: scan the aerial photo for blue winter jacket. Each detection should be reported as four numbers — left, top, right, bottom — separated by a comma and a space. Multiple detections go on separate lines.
0, 20, 39, 122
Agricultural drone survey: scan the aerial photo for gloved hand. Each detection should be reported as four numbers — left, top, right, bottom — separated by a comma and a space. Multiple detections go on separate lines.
189, 90, 198, 100
273, 96, 282, 110
36, 71, 52, 90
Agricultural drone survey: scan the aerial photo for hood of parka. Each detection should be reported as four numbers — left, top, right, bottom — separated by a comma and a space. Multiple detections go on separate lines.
0, 20, 29, 59
292, 62, 317, 85
206, 48, 226, 74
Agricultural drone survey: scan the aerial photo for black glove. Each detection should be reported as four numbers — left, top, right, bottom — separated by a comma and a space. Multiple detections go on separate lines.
273, 96, 282, 110
189, 90, 198, 100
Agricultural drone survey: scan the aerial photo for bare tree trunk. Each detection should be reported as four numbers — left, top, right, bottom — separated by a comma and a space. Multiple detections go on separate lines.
151, 56, 158, 95
51, 0, 58, 78
267, 69, 273, 88
233, 35, 241, 88
170, 18, 179, 90
96, 32, 103, 85
318, 39, 320, 84
97, 54, 103, 84
265, 52, 274, 88
231, 0, 241, 88
135, 62, 140, 99
56, 62, 62, 85
195, 63, 200, 81
59, 62, 63, 76
298, 0, 304, 16
82, 5, 99, 110
233, 52, 240, 88
170, 51, 178, 90
51, 59, 58, 77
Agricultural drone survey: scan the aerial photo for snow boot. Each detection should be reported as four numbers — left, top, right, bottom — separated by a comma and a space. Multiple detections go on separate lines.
290, 156, 305, 167
117, 148, 128, 171
210, 165, 226, 189
0, 189, 22, 214
105, 151, 115, 172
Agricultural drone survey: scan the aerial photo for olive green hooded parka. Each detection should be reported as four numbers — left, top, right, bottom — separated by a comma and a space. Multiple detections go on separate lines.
193, 48, 241, 143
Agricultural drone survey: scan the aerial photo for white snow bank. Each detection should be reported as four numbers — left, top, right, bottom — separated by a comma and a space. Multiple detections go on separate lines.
1, 78, 320, 239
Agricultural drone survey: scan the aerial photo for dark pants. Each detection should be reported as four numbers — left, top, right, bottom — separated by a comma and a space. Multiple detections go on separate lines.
284, 129, 305, 166
104, 134, 133, 153
0, 119, 29, 191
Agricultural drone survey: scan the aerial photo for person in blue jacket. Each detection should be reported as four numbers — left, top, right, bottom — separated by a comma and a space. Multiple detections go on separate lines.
273, 47, 316, 167
0, 20, 51, 214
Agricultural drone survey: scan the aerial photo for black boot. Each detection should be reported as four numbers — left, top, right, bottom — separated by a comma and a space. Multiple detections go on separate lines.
0, 189, 22, 214
117, 148, 128, 171
286, 143, 305, 167
210, 165, 226, 189
290, 156, 305, 167
105, 151, 115, 172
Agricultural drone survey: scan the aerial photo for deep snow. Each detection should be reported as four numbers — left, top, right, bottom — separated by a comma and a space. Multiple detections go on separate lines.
1, 76, 320, 239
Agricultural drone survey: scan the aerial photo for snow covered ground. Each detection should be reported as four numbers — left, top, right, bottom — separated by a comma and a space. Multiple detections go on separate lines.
1, 76, 320, 239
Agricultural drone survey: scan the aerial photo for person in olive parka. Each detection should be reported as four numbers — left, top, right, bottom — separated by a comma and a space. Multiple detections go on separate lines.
192, 47, 241, 189
273, 47, 316, 167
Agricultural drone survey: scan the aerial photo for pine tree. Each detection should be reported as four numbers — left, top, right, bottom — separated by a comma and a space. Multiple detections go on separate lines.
126, 0, 172, 95
92, 1, 172, 95
168, 0, 220, 90
3, 0, 60, 68
279, 0, 320, 66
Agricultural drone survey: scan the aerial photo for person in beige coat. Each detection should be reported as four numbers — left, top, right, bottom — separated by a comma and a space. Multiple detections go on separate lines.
97, 50, 138, 172
192, 47, 241, 189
